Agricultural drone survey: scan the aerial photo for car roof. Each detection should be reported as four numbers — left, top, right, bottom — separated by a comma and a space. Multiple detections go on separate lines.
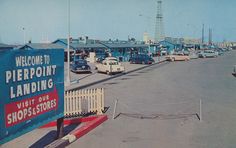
74, 59, 86, 62
105, 57, 117, 60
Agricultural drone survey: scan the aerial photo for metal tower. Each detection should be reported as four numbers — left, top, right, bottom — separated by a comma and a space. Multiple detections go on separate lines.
154, 0, 164, 42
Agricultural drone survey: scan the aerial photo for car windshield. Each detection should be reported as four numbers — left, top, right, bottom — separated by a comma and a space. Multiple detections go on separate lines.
75, 60, 86, 64
109, 61, 118, 65
205, 50, 214, 53
107, 58, 118, 61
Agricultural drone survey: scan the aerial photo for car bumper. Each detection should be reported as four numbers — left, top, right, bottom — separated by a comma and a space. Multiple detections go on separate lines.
72, 69, 91, 73
110, 71, 124, 74
110, 69, 125, 74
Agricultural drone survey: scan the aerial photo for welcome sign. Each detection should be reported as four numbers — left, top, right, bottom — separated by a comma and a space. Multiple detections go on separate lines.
0, 49, 64, 144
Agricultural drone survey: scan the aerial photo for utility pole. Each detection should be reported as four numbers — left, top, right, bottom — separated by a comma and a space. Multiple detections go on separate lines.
208, 28, 212, 45
66, 0, 71, 86
23, 27, 26, 44
202, 24, 204, 44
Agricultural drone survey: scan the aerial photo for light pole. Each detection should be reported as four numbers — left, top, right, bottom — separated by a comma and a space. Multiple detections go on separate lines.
139, 14, 152, 55
23, 27, 26, 44
138, 14, 152, 35
66, 0, 71, 86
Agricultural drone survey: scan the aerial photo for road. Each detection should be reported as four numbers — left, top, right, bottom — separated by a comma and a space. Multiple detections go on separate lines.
68, 51, 236, 148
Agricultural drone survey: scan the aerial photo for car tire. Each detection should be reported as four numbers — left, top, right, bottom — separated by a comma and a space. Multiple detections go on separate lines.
171, 58, 175, 62
106, 71, 110, 75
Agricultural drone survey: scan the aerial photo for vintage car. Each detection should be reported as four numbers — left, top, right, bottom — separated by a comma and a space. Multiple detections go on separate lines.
95, 57, 125, 75
165, 54, 190, 61
70, 59, 91, 73
189, 52, 199, 59
215, 48, 224, 56
198, 50, 218, 58
129, 54, 155, 64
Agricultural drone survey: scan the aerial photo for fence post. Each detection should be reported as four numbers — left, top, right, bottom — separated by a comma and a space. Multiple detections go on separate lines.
65, 91, 70, 117
78, 90, 82, 114
56, 117, 64, 139
101, 88, 104, 111
112, 99, 118, 119
64, 91, 67, 117
97, 88, 103, 115
200, 99, 202, 122
72, 90, 76, 116
92, 89, 95, 113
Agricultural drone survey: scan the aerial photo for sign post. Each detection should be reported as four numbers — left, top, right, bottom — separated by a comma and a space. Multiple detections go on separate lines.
56, 117, 64, 139
0, 49, 64, 144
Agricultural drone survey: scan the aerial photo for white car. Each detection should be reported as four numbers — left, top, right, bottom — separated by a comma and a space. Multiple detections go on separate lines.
165, 54, 190, 61
198, 50, 218, 58
189, 52, 199, 59
95, 57, 125, 75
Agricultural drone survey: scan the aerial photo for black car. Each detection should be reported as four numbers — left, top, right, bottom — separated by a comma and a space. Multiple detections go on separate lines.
70, 59, 91, 73
129, 54, 155, 64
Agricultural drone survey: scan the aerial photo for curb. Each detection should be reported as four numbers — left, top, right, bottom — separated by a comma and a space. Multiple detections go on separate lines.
45, 115, 108, 148
69, 115, 108, 140
68, 59, 167, 91
40, 116, 98, 128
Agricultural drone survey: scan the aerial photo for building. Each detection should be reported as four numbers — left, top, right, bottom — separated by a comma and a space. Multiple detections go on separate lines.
53, 37, 149, 62
0, 43, 15, 50
18, 43, 67, 60
158, 40, 176, 54
18, 43, 65, 50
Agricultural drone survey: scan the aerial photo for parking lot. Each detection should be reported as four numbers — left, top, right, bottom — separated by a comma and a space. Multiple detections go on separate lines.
2, 51, 236, 148
68, 51, 236, 148
65, 56, 166, 90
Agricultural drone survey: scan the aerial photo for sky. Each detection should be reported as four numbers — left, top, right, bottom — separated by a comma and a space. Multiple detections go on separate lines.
0, 0, 236, 44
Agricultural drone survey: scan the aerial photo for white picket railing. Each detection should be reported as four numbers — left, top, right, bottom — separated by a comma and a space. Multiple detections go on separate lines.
64, 88, 104, 117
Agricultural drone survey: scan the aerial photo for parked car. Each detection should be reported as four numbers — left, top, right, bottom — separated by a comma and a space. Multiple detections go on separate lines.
96, 56, 106, 63
129, 54, 155, 64
215, 48, 224, 56
70, 59, 91, 73
95, 57, 125, 75
198, 50, 218, 58
183, 50, 190, 55
160, 50, 168, 56
189, 52, 199, 59
232, 65, 236, 77
165, 54, 190, 61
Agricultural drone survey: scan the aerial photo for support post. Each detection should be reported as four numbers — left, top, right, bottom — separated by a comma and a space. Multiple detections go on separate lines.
56, 117, 64, 139
200, 99, 202, 122
112, 99, 118, 119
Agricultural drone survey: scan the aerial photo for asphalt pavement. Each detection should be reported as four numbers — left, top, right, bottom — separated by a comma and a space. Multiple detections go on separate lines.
67, 51, 236, 148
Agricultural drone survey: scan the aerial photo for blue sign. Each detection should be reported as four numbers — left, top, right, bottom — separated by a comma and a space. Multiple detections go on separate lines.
0, 49, 64, 144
